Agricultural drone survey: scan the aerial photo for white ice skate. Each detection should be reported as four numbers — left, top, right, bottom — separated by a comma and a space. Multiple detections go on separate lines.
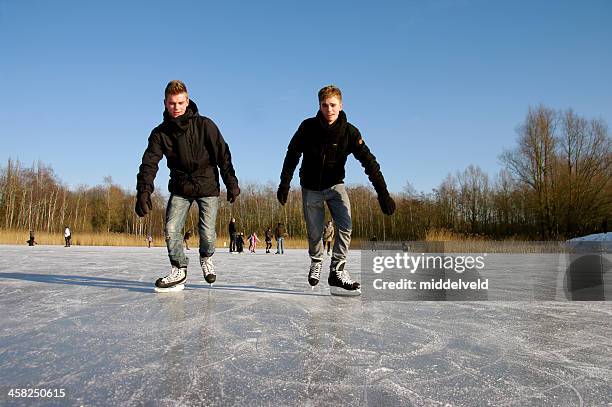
154, 266, 187, 293
200, 256, 216, 286
308, 259, 323, 289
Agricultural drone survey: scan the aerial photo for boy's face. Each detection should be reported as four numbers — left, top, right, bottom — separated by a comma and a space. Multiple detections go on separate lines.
319, 96, 343, 125
164, 93, 189, 118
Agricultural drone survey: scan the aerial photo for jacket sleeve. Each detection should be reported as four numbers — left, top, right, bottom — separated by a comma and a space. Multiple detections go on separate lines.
350, 128, 390, 195
279, 122, 305, 187
207, 119, 239, 190
136, 131, 164, 194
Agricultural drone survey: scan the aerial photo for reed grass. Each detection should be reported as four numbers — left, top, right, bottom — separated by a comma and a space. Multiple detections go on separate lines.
0, 230, 165, 247
424, 228, 563, 253
0, 230, 315, 249
0, 229, 565, 252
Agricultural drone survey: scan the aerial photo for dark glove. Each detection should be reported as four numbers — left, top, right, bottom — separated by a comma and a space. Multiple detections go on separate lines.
227, 185, 240, 203
135, 191, 152, 217
277, 184, 289, 205
377, 192, 396, 216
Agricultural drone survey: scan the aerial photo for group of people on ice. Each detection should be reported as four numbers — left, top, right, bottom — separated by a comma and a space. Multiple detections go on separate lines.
228, 219, 286, 254
27, 227, 71, 247
135, 80, 395, 295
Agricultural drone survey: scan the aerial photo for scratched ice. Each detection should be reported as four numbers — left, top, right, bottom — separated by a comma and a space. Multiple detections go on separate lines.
0, 245, 610, 406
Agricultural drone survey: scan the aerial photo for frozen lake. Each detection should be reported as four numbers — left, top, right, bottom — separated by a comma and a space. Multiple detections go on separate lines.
0, 245, 610, 406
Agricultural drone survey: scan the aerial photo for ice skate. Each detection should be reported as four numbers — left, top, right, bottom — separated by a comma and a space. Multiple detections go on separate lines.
328, 261, 361, 296
308, 259, 323, 288
200, 255, 216, 285
154, 266, 187, 293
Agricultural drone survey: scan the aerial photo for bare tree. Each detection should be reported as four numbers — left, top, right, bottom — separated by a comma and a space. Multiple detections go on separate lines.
501, 105, 559, 237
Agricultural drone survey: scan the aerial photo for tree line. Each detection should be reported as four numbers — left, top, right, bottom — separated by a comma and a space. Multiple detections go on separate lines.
1, 105, 609, 241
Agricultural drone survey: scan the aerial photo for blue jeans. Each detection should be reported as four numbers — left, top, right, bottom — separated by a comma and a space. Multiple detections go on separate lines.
302, 184, 352, 269
164, 194, 219, 268
276, 237, 284, 254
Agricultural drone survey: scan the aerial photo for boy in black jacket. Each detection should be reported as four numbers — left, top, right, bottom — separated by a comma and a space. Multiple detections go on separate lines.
278, 85, 395, 295
136, 80, 240, 292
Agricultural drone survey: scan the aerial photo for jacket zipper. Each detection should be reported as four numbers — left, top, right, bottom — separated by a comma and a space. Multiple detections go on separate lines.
187, 122, 196, 174
319, 150, 326, 190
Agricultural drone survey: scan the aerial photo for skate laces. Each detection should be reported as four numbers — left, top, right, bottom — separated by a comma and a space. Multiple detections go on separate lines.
200, 256, 215, 276
163, 266, 185, 283
309, 261, 322, 280
338, 269, 355, 285
333, 261, 355, 285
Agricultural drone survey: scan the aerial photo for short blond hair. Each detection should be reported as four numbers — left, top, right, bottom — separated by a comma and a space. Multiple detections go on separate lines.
165, 80, 189, 100
318, 85, 342, 102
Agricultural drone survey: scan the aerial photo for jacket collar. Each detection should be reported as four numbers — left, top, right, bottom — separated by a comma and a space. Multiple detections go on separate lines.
163, 100, 199, 132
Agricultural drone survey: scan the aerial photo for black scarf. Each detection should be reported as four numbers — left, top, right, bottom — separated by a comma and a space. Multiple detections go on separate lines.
163, 100, 199, 133
316, 110, 347, 141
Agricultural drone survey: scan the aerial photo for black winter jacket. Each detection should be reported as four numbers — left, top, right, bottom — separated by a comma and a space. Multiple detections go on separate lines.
137, 100, 239, 198
280, 111, 389, 194
274, 224, 285, 239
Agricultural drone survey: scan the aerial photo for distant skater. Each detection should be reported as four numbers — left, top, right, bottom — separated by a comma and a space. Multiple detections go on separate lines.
236, 233, 245, 253
248, 232, 260, 253
135, 80, 240, 292
64, 226, 71, 247
277, 85, 395, 295
275, 222, 285, 254
183, 229, 192, 250
229, 218, 237, 252
322, 220, 334, 255
265, 227, 273, 253
146, 234, 153, 248
27, 230, 37, 246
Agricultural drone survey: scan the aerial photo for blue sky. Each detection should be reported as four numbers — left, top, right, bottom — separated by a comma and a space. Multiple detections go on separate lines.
1, 0, 610, 195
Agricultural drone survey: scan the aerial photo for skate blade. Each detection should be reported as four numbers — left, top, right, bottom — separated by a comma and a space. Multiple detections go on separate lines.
330, 286, 361, 297
154, 284, 185, 293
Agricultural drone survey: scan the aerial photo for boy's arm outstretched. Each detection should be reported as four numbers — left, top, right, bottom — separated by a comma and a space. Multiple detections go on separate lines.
277, 124, 304, 205
350, 129, 396, 215
207, 120, 240, 203
135, 131, 163, 217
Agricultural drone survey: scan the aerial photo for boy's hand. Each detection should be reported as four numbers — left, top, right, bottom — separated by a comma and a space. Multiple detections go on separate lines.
135, 191, 152, 217
277, 184, 290, 205
377, 192, 396, 216
227, 185, 240, 203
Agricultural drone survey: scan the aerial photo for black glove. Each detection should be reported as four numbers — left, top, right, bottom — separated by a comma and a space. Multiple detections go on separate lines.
277, 184, 289, 205
227, 185, 240, 203
377, 192, 396, 216
135, 191, 152, 217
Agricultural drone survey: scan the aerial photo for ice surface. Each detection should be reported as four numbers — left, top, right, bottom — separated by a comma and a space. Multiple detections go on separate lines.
569, 232, 612, 242
0, 245, 611, 406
